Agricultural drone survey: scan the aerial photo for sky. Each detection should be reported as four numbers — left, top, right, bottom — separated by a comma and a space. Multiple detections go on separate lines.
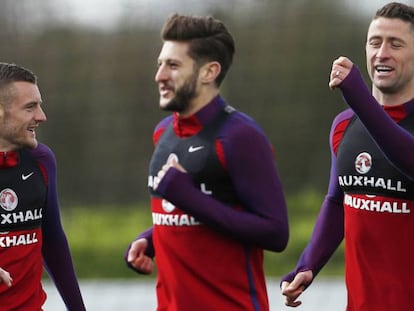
51, 0, 259, 29
16, 0, 414, 31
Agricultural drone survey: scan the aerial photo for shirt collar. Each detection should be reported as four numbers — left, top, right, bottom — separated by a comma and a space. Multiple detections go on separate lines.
172, 95, 227, 137
0, 151, 19, 168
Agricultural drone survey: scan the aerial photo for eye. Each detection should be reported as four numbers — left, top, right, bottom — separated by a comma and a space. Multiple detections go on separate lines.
168, 62, 179, 69
24, 102, 38, 112
368, 40, 381, 48
391, 40, 403, 49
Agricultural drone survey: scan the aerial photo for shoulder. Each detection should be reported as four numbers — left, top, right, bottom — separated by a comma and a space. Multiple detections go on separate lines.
219, 109, 272, 155
330, 108, 354, 155
332, 108, 354, 127
27, 143, 57, 168
222, 109, 267, 139
153, 115, 173, 145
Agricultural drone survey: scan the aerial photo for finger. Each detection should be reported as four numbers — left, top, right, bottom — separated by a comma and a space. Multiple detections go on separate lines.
127, 242, 141, 262
280, 281, 289, 292
167, 153, 178, 165
0, 271, 12, 287
285, 298, 302, 307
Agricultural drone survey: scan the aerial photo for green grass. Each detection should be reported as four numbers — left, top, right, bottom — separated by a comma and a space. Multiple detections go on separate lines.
57, 190, 344, 280
60, 204, 153, 279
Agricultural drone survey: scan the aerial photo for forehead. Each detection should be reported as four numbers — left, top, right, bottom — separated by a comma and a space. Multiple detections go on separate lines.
8, 81, 41, 105
367, 17, 414, 41
158, 41, 193, 63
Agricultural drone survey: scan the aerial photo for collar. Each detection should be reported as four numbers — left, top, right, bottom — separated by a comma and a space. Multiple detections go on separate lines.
0, 151, 19, 168
173, 95, 227, 137
384, 98, 414, 122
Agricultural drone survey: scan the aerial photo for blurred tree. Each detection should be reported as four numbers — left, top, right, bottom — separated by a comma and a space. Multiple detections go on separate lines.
0, 0, 370, 205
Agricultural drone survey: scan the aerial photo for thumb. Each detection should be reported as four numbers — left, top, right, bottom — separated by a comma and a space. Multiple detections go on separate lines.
127, 243, 140, 262
167, 153, 179, 165
287, 275, 306, 292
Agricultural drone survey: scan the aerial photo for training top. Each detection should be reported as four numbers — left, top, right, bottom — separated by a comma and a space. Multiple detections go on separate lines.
0, 143, 85, 310
281, 66, 414, 311
129, 95, 289, 311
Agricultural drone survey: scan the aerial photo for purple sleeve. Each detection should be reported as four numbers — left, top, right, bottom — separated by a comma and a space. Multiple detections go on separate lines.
340, 65, 414, 180
156, 113, 289, 252
124, 227, 155, 273
281, 114, 347, 284
32, 144, 86, 310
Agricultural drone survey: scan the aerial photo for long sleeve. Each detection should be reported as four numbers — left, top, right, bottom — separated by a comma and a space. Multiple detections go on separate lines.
36, 145, 86, 310
340, 65, 414, 180
155, 112, 289, 252
281, 112, 347, 283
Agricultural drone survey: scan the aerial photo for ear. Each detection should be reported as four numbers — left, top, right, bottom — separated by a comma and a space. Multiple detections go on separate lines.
199, 61, 221, 84
0, 105, 5, 120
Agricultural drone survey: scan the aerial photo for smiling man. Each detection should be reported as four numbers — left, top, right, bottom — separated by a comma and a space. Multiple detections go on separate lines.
0, 63, 85, 310
126, 13, 289, 311
281, 2, 414, 311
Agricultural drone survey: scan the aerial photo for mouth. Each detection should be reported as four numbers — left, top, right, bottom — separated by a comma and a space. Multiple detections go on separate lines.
159, 84, 174, 97
374, 65, 394, 75
27, 126, 37, 137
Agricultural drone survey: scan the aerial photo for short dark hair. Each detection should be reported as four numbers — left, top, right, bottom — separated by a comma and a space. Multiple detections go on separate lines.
0, 63, 37, 106
374, 2, 414, 28
161, 13, 235, 87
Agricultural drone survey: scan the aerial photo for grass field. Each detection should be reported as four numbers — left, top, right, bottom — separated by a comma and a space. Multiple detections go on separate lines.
57, 190, 344, 280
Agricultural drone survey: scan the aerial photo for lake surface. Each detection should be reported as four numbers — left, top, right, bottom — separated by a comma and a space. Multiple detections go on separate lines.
43, 278, 347, 310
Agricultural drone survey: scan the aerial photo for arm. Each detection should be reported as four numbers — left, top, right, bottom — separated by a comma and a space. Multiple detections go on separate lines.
155, 114, 289, 252
280, 114, 346, 307
125, 117, 172, 274
331, 57, 414, 180
125, 227, 155, 274
35, 145, 86, 311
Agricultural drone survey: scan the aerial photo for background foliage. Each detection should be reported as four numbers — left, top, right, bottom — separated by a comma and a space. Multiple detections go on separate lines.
1, 0, 384, 279
53, 190, 344, 280
0, 0, 372, 205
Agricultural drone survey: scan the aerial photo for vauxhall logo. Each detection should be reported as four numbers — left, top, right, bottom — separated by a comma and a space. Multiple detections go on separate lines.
338, 151, 407, 193
355, 152, 372, 174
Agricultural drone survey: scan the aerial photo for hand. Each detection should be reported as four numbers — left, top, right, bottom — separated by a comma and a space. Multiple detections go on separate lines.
153, 153, 186, 191
329, 56, 354, 90
281, 270, 313, 307
127, 238, 154, 274
0, 267, 12, 287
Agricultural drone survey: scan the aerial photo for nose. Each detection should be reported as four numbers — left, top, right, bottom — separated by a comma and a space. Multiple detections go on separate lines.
376, 42, 390, 59
155, 64, 168, 83
35, 106, 47, 122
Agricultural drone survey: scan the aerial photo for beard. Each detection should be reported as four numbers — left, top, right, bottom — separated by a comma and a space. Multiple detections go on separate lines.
161, 71, 198, 113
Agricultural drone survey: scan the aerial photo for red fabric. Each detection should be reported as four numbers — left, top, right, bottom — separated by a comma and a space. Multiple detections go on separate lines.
0, 228, 46, 310
332, 119, 351, 156
0, 152, 18, 168
383, 104, 406, 122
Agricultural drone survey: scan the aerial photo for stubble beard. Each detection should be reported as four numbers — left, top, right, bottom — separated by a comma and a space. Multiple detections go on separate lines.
161, 73, 198, 113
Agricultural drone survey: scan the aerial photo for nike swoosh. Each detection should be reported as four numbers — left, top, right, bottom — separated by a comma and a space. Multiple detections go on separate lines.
22, 172, 34, 181
188, 145, 204, 152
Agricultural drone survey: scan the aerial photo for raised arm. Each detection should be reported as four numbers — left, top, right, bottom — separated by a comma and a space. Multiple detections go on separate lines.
331, 57, 414, 180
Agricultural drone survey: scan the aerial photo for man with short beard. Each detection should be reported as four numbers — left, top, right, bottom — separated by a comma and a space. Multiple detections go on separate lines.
126, 13, 289, 311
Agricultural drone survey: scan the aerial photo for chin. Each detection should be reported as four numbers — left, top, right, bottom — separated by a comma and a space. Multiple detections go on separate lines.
25, 140, 38, 149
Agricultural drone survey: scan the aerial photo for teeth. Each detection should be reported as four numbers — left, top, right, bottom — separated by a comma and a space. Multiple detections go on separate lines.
375, 66, 392, 72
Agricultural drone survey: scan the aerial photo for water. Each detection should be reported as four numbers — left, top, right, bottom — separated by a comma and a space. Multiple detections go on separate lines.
43, 278, 346, 310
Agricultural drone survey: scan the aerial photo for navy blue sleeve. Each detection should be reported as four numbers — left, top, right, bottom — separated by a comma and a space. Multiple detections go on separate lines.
32, 144, 86, 310
156, 112, 289, 252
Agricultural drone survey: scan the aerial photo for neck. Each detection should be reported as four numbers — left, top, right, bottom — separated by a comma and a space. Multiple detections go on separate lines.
177, 89, 219, 118
372, 86, 414, 107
